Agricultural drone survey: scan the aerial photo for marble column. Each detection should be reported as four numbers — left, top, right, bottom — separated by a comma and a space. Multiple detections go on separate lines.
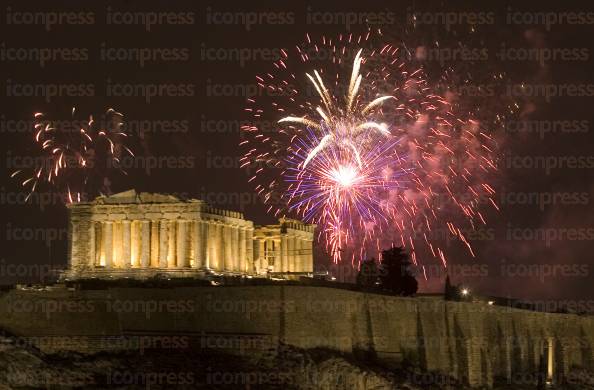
246, 228, 253, 273
292, 237, 299, 272
217, 223, 225, 271
167, 220, 177, 268
280, 235, 288, 272
199, 221, 208, 269
113, 221, 122, 268
150, 220, 159, 267
94, 222, 102, 266
224, 225, 233, 271
122, 220, 131, 268
274, 239, 281, 272
297, 238, 306, 272
159, 220, 168, 268
252, 239, 260, 273
232, 226, 240, 272
140, 220, 151, 268
305, 240, 313, 272
257, 239, 265, 273
68, 219, 79, 269
176, 220, 189, 268
295, 237, 303, 272
207, 221, 217, 270
130, 221, 139, 267
295, 236, 300, 272
103, 221, 113, 268
288, 235, 295, 272
88, 220, 96, 269
191, 220, 202, 269
239, 228, 247, 273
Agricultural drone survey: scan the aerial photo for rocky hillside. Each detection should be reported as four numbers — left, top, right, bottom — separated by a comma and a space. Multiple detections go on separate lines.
0, 336, 592, 389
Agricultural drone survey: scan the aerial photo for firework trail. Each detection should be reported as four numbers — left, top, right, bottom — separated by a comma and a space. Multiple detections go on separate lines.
242, 30, 501, 269
284, 123, 409, 261
11, 107, 135, 204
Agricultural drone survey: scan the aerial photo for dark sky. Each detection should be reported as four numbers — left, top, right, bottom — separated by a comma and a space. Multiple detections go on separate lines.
0, 0, 592, 303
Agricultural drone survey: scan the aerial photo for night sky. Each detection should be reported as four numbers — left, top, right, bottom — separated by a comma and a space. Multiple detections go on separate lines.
0, 0, 593, 304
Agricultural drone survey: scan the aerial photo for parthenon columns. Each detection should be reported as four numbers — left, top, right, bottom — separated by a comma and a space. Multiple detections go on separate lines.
167, 220, 176, 268
140, 220, 150, 268
274, 240, 281, 271
87, 217, 313, 276
122, 220, 131, 268
192, 220, 205, 269
280, 235, 288, 272
206, 221, 216, 270
239, 228, 247, 273
231, 226, 239, 272
254, 239, 264, 273
288, 235, 295, 272
221, 225, 230, 271
217, 222, 225, 271
66, 192, 314, 280
150, 220, 159, 267
246, 228, 253, 272
92, 219, 192, 269
158, 220, 168, 267
102, 221, 113, 268
176, 220, 189, 268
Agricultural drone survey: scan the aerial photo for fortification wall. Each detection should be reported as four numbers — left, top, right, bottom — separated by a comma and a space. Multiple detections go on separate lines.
0, 286, 591, 387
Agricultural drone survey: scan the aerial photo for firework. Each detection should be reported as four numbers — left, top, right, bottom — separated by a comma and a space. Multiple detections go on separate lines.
284, 123, 408, 262
11, 107, 135, 204
242, 30, 500, 269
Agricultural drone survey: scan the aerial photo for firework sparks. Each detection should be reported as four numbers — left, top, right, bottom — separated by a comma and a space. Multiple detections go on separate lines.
242, 30, 500, 268
12, 107, 134, 204
285, 123, 408, 261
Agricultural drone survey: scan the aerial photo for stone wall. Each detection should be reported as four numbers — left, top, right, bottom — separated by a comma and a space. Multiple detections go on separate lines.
0, 286, 591, 387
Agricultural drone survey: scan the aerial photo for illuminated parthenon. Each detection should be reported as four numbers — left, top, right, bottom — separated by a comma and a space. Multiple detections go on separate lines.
62, 190, 315, 280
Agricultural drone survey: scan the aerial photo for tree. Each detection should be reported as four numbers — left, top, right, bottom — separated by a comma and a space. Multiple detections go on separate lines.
378, 246, 418, 296
356, 258, 379, 288
444, 274, 459, 301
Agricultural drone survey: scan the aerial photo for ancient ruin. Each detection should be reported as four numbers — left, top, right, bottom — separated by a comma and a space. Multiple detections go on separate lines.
62, 190, 315, 279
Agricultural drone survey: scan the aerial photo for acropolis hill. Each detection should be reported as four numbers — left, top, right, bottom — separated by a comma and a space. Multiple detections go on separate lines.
4, 191, 592, 388
0, 285, 593, 388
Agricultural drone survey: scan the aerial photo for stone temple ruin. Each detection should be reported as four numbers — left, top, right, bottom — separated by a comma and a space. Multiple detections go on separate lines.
62, 190, 315, 280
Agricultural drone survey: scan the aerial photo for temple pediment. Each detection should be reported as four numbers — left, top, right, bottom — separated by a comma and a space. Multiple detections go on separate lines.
94, 190, 189, 205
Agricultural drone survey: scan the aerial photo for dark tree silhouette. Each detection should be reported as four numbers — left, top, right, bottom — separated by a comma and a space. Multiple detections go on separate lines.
356, 258, 379, 288
444, 274, 459, 301
378, 246, 418, 296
